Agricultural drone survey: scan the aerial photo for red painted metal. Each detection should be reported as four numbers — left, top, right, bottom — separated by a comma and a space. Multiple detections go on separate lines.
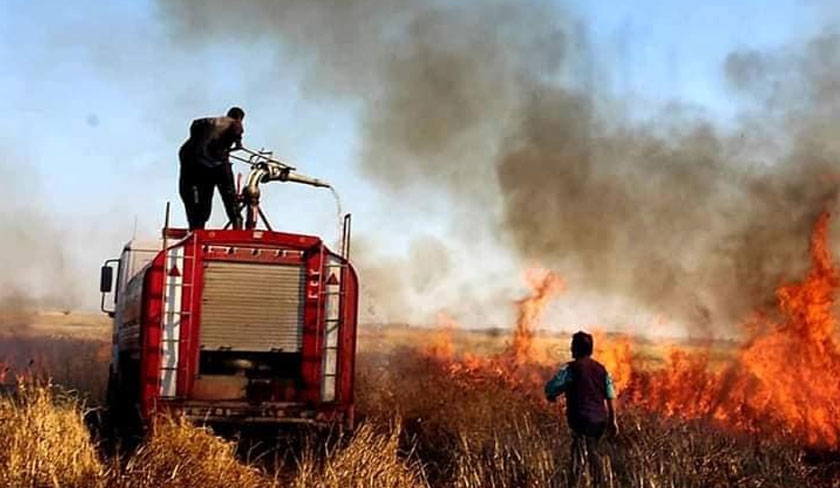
123, 228, 358, 428
177, 236, 198, 400
139, 256, 163, 419
340, 263, 360, 422
301, 247, 324, 404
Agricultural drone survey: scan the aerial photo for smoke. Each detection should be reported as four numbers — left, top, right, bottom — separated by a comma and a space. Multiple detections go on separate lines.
353, 238, 411, 325
493, 31, 840, 329
495, 85, 839, 330
155, 3, 840, 331
354, 236, 452, 324
0, 156, 82, 312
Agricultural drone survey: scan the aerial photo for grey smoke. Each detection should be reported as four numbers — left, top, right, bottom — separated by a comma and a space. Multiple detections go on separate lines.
154, 2, 840, 331
353, 235, 452, 324
408, 237, 451, 294
0, 157, 81, 311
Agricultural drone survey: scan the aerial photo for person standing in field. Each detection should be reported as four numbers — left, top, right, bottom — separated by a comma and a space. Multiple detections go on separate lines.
545, 330, 619, 484
178, 106, 245, 230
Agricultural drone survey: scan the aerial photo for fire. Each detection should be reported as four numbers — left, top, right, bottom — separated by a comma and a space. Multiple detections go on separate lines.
426, 312, 456, 359
421, 269, 563, 394
629, 211, 840, 446
422, 211, 840, 448
593, 331, 632, 393
509, 269, 564, 364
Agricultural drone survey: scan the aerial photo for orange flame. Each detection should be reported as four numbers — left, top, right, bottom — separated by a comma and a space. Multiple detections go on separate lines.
508, 269, 564, 364
628, 211, 840, 446
421, 211, 840, 448
427, 312, 456, 359
422, 269, 563, 396
593, 331, 632, 393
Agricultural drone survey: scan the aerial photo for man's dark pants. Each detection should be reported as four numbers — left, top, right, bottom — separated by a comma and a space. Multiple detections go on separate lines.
568, 420, 606, 486
178, 160, 242, 230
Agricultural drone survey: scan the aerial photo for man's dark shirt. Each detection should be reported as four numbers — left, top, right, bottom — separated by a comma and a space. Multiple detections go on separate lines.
545, 357, 616, 434
180, 116, 244, 169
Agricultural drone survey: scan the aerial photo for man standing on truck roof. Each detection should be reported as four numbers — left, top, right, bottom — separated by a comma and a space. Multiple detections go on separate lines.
545, 330, 619, 485
178, 106, 245, 230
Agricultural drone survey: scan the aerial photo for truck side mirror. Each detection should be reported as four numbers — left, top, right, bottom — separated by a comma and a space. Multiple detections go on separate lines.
100, 258, 120, 315
100, 265, 114, 293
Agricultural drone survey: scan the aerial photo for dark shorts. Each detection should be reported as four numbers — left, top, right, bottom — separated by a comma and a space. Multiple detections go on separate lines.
571, 420, 606, 439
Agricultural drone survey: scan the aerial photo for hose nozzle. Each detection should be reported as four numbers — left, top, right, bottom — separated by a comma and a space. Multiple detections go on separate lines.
284, 171, 331, 188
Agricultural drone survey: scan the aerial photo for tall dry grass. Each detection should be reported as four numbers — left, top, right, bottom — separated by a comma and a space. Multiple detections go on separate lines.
113, 417, 273, 488
356, 346, 837, 487
0, 328, 838, 487
0, 383, 426, 487
0, 384, 103, 487
293, 423, 426, 488
0, 333, 110, 403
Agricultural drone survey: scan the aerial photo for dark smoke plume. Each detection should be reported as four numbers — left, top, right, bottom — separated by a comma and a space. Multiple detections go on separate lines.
156, 2, 840, 331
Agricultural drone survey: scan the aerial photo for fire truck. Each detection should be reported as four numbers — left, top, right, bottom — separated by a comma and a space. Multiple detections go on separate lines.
99, 148, 358, 430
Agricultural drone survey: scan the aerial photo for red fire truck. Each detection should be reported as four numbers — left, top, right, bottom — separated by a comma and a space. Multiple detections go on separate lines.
99, 149, 358, 429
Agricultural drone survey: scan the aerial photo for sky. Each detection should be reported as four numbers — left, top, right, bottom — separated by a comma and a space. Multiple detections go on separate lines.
574, 0, 827, 111
0, 0, 836, 331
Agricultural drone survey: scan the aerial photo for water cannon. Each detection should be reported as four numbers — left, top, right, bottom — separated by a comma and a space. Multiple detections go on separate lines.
247, 159, 331, 190
284, 170, 331, 189
231, 146, 297, 172
232, 146, 331, 189
231, 146, 335, 230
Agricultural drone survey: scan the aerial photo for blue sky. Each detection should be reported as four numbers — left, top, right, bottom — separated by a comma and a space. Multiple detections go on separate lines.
0, 0, 835, 322
576, 0, 829, 118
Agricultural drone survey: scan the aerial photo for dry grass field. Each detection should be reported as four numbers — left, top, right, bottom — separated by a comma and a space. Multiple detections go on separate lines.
0, 309, 838, 487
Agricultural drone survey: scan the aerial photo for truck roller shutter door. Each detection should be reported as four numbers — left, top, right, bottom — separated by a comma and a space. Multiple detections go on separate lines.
200, 261, 304, 352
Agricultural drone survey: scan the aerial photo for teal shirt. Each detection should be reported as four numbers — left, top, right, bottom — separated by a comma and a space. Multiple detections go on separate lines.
545, 363, 617, 400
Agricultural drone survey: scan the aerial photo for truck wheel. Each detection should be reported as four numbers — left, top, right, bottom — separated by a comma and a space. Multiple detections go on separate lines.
107, 369, 129, 431
106, 370, 115, 406
100, 369, 120, 450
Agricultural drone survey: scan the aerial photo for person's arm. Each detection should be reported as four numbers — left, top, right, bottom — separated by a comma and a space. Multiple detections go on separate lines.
544, 365, 571, 402
231, 120, 243, 150
605, 372, 619, 436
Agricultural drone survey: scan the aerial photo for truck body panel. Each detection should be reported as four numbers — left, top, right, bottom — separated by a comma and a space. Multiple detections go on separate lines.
106, 228, 358, 429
